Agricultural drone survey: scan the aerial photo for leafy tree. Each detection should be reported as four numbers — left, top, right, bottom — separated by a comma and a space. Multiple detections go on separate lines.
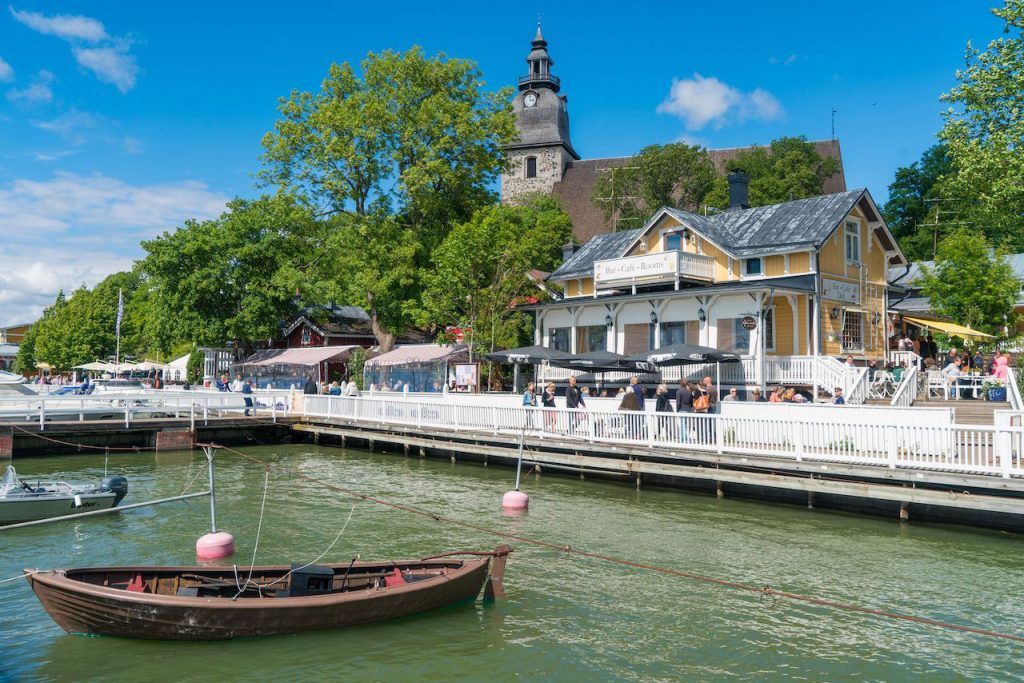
920, 229, 1019, 334
590, 143, 716, 230
138, 195, 320, 351
936, 1, 1024, 251
260, 47, 516, 350
882, 144, 955, 260
346, 347, 367, 389
186, 348, 204, 385
703, 136, 840, 209
422, 195, 572, 355
14, 290, 65, 374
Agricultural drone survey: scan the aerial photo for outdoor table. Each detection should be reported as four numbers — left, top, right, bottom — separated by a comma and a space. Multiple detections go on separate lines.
952, 375, 984, 400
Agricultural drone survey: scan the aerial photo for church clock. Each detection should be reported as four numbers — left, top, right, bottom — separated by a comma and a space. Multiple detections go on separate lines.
524, 91, 538, 107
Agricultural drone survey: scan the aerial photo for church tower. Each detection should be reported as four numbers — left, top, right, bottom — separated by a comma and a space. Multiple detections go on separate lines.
501, 24, 579, 204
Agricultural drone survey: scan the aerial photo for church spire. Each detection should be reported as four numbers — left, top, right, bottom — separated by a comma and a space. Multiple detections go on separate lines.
520, 23, 559, 92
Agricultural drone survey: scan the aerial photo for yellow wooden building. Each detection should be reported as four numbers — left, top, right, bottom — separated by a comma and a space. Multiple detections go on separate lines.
527, 174, 906, 393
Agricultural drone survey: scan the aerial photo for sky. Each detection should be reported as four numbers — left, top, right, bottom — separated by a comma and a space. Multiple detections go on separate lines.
0, 0, 1006, 326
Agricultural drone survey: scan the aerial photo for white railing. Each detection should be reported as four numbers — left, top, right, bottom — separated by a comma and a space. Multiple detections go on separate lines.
593, 251, 715, 290
891, 350, 922, 370
846, 367, 870, 405
890, 365, 920, 407
303, 395, 1024, 479
1007, 367, 1023, 411
0, 389, 294, 430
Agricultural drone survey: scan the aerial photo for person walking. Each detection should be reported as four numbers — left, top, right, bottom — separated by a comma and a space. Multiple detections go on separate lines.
565, 376, 586, 434
242, 379, 254, 416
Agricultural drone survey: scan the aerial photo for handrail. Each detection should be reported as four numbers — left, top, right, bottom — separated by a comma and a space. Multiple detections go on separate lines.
846, 367, 870, 405
1007, 366, 1023, 411
890, 365, 919, 407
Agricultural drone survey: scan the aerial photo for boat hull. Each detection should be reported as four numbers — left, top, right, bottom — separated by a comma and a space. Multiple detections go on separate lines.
0, 492, 117, 525
27, 558, 493, 640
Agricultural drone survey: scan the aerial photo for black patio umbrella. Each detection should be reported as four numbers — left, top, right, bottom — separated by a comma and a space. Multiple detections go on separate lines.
483, 345, 573, 392
548, 350, 631, 374
623, 343, 742, 395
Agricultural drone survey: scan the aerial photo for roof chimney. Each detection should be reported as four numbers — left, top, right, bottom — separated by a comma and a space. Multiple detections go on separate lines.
727, 170, 750, 211
561, 240, 579, 262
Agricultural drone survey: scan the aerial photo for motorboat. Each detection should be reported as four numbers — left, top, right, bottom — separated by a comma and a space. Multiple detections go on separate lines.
25, 546, 511, 640
0, 466, 128, 525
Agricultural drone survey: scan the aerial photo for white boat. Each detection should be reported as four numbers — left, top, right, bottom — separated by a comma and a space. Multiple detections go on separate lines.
0, 466, 128, 525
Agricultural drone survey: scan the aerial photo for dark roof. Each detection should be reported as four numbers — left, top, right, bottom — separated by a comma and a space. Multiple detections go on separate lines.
551, 140, 847, 243
664, 189, 865, 257
549, 228, 642, 280
523, 274, 816, 311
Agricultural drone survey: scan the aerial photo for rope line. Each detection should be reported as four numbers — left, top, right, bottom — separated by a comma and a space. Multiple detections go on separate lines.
217, 444, 1024, 645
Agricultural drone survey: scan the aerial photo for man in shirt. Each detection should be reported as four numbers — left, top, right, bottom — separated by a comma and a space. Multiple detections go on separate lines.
722, 388, 739, 401
675, 379, 692, 413
942, 357, 963, 399
833, 387, 845, 405
629, 376, 645, 411
565, 376, 585, 433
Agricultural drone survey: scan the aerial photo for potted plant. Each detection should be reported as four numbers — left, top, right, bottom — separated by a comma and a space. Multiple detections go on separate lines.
983, 378, 1007, 402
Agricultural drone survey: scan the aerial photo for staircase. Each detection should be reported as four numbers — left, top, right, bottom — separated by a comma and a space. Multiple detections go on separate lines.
915, 399, 1010, 425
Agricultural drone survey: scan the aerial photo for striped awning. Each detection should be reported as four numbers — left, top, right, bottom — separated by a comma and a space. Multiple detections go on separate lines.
241, 345, 359, 367
365, 344, 468, 368
903, 316, 995, 340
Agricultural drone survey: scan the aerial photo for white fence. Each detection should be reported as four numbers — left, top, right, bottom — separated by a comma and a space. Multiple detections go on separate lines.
303, 395, 1024, 479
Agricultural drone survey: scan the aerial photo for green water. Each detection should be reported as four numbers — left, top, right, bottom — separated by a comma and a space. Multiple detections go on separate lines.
1, 445, 1023, 682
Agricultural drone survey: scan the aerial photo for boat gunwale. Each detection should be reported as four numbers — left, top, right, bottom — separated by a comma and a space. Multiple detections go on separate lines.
24, 557, 490, 609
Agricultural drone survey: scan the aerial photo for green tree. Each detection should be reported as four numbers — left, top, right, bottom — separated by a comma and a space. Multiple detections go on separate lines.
260, 47, 516, 350
882, 144, 955, 260
422, 195, 572, 355
937, 1, 1024, 250
14, 290, 65, 374
590, 143, 716, 230
139, 194, 321, 351
186, 348, 204, 385
346, 347, 367, 390
704, 136, 840, 209
920, 229, 1019, 334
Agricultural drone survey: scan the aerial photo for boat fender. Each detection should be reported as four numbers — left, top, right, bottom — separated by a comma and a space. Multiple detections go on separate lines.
73, 495, 82, 508
102, 476, 129, 506
384, 568, 406, 588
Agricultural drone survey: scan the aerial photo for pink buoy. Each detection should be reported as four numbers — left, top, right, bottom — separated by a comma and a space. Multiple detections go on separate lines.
196, 531, 235, 560
502, 490, 529, 511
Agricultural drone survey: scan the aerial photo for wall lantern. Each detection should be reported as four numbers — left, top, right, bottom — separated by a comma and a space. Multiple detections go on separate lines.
697, 308, 706, 323
649, 311, 658, 324
605, 314, 613, 328
830, 306, 840, 320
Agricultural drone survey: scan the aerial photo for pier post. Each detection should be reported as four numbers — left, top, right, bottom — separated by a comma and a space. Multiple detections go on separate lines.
807, 491, 815, 509
899, 501, 909, 522
716, 481, 724, 498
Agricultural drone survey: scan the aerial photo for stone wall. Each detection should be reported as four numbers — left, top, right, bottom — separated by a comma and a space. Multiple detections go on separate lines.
501, 146, 569, 203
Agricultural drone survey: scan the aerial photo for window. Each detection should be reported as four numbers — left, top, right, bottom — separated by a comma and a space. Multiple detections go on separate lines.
841, 310, 864, 352
548, 327, 570, 352
844, 221, 861, 264
659, 320, 699, 347
576, 325, 607, 353
744, 258, 762, 276
664, 231, 689, 251
623, 323, 651, 355
525, 156, 537, 179
301, 326, 311, 345
764, 308, 775, 352
717, 318, 751, 354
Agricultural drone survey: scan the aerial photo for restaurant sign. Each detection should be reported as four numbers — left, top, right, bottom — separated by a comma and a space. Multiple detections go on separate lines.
594, 252, 677, 285
822, 277, 860, 304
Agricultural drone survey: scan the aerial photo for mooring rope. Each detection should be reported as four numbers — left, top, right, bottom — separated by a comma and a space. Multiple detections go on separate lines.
217, 444, 1024, 645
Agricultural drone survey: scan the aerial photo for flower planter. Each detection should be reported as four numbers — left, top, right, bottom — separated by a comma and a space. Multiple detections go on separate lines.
988, 387, 1007, 402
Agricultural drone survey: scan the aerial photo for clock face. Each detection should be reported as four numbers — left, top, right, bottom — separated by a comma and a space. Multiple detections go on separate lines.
524, 92, 538, 107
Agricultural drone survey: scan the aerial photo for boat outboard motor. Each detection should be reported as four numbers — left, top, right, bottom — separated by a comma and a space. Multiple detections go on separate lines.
102, 476, 129, 506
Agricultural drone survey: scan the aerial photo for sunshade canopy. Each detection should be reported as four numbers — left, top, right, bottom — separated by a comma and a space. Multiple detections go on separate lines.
483, 345, 572, 365
624, 343, 742, 367
241, 345, 359, 367
365, 344, 467, 368
903, 316, 995, 341
548, 350, 632, 373
73, 361, 116, 371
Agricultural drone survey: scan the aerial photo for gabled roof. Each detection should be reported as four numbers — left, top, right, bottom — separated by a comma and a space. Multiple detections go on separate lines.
549, 228, 642, 280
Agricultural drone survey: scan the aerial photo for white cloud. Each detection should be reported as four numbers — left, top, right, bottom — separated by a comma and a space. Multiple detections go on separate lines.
9, 6, 108, 42
72, 45, 138, 93
123, 137, 142, 154
6, 69, 54, 104
0, 56, 13, 82
31, 109, 100, 144
657, 73, 784, 130
0, 172, 230, 325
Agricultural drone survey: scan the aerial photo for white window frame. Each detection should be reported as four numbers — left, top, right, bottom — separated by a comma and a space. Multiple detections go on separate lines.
301, 326, 311, 345
840, 309, 865, 353
744, 257, 763, 277
844, 221, 861, 265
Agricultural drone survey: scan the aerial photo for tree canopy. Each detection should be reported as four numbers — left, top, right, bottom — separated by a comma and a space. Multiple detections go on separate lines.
590, 143, 716, 230
422, 194, 572, 354
703, 137, 840, 209
881, 144, 954, 260
260, 48, 516, 349
920, 229, 1019, 334
936, 0, 1024, 251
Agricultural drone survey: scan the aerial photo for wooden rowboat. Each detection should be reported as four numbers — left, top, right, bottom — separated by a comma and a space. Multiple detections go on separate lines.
25, 545, 511, 641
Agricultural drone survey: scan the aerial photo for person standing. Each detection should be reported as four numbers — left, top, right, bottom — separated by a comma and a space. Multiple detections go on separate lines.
701, 376, 718, 413
833, 387, 845, 405
629, 376, 645, 411
541, 383, 558, 432
343, 376, 360, 397
722, 388, 739, 401
521, 381, 537, 407
654, 383, 673, 440
675, 379, 692, 414
230, 374, 245, 393
303, 375, 318, 395
565, 376, 585, 434
750, 389, 766, 402
242, 380, 254, 416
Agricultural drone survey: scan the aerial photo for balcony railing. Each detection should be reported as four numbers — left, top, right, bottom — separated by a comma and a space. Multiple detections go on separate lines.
593, 250, 715, 290
518, 73, 560, 87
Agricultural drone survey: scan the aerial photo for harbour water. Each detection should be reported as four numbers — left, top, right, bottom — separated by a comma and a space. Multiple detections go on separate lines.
1, 444, 1023, 682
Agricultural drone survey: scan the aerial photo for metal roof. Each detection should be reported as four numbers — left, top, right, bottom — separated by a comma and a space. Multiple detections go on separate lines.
549, 228, 642, 280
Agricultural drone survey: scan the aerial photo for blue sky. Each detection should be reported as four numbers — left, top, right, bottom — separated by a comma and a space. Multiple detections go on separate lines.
0, 0, 1004, 325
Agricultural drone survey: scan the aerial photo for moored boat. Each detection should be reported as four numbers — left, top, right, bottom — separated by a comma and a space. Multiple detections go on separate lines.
25, 545, 512, 640
0, 467, 128, 525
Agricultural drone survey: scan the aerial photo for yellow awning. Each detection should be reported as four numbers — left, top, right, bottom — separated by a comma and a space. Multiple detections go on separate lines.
903, 316, 995, 340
